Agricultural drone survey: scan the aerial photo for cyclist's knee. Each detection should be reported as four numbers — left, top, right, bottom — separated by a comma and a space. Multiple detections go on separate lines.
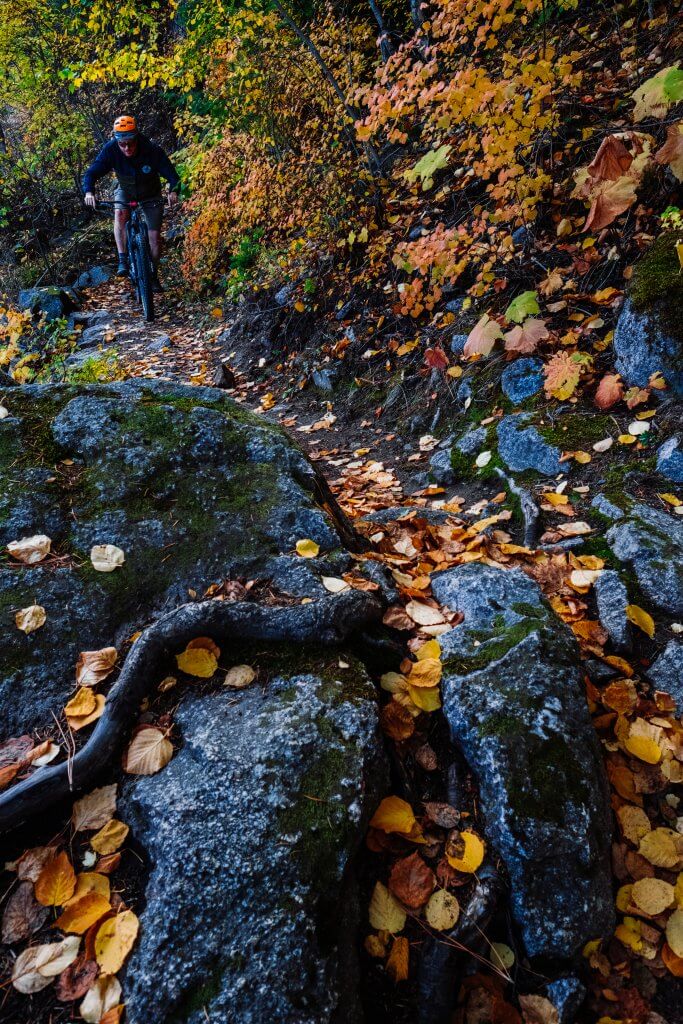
114, 209, 129, 226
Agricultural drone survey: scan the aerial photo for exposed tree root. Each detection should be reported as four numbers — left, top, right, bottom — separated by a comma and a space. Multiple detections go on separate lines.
0, 591, 383, 837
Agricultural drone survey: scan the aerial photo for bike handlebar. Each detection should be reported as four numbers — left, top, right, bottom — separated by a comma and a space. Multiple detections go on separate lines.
93, 198, 169, 209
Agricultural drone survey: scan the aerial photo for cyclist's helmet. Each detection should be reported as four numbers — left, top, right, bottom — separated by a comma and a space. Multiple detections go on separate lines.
113, 115, 138, 141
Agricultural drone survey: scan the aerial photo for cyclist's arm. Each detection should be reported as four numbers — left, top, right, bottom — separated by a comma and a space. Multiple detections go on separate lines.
82, 145, 114, 196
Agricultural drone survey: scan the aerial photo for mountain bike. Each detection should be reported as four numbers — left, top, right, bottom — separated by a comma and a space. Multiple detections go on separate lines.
96, 199, 164, 322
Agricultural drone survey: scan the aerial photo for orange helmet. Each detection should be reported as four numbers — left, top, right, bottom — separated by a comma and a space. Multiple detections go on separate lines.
113, 115, 138, 139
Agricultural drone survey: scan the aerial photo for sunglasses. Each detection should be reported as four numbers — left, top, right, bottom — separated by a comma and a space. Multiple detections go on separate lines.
117, 139, 137, 149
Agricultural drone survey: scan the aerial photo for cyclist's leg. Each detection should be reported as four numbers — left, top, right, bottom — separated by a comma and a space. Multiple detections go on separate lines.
113, 190, 130, 272
141, 198, 163, 272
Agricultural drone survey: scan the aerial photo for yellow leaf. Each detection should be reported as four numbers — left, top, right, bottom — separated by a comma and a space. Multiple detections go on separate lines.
616, 916, 643, 953
370, 796, 416, 835
573, 450, 592, 464
95, 910, 139, 974
631, 877, 675, 915
446, 365, 463, 378
368, 881, 406, 933
625, 604, 655, 637
64, 687, 96, 718
66, 872, 111, 906
91, 820, 129, 855
639, 828, 682, 868
15, 604, 46, 633
35, 851, 76, 907
176, 646, 218, 678
416, 639, 441, 661
408, 684, 441, 711
618, 434, 637, 445
659, 493, 682, 507
224, 664, 257, 689
624, 734, 661, 764
67, 693, 106, 731
55, 892, 111, 933
407, 658, 442, 688
425, 888, 460, 930
447, 831, 485, 873
295, 538, 320, 558
667, 909, 683, 958
294, 300, 305, 312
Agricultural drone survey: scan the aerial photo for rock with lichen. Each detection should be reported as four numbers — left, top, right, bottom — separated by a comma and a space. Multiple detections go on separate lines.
613, 234, 683, 395
0, 380, 372, 736
120, 663, 385, 1024
433, 563, 613, 959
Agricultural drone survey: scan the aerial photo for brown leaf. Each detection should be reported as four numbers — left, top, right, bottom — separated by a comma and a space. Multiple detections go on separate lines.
123, 726, 173, 776
0, 735, 34, 769
72, 785, 118, 832
15, 846, 57, 883
0, 763, 21, 791
423, 802, 460, 829
99, 1005, 125, 1024
382, 605, 413, 630
424, 346, 448, 370
386, 935, 410, 983
594, 373, 624, 410
415, 744, 438, 771
1, 881, 49, 944
380, 700, 415, 741
55, 954, 99, 1001
75, 648, 118, 687
587, 134, 634, 181
388, 852, 435, 908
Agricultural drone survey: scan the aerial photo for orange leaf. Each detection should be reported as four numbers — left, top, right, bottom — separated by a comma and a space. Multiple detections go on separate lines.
35, 851, 76, 907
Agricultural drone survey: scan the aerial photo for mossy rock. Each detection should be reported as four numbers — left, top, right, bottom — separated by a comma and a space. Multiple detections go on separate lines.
119, 661, 386, 1024
434, 563, 613, 960
0, 380, 359, 735
614, 232, 683, 394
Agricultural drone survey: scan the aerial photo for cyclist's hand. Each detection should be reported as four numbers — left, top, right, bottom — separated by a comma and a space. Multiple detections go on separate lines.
168, 191, 179, 208
84, 192, 97, 209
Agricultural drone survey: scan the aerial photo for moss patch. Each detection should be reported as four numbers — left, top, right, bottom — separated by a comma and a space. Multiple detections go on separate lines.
629, 232, 683, 312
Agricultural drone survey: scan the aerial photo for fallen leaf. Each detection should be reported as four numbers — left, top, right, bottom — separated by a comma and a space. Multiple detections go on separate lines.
15, 846, 56, 882
463, 314, 503, 357
625, 604, 655, 638
370, 795, 417, 835
662, 942, 683, 978
76, 648, 118, 687
631, 877, 675, 915
12, 936, 81, 992
385, 935, 410, 982
80, 975, 122, 1023
405, 601, 445, 626
425, 889, 460, 930
55, 893, 112, 934
295, 538, 320, 558
99, 1005, 125, 1024
654, 120, 683, 180
123, 727, 173, 775
505, 290, 540, 324
15, 604, 46, 633
66, 872, 111, 906
408, 684, 441, 711
7, 534, 51, 564
592, 437, 613, 452
224, 664, 257, 689
321, 576, 350, 593
380, 700, 415, 741
35, 850, 76, 907
89, 545, 125, 572
491, 942, 515, 971
447, 831, 485, 873
73, 786, 118, 832
1, 881, 49, 943
639, 828, 682, 869
368, 881, 406, 933
519, 993, 560, 1024
632, 66, 683, 120
55, 953, 99, 1001
503, 318, 548, 354
64, 687, 97, 718
594, 373, 624, 410
667, 909, 683, 958
90, 821, 129, 855
388, 852, 435, 908
624, 734, 661, 764
176, 645, 218, 678
407, 658, 442, 688
67, 693, 106, 731
475, 450, 492, 468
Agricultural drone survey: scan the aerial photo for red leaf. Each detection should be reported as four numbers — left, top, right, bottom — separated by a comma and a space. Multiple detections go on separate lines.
424, 346, 448, 370
388, 851, 435, 908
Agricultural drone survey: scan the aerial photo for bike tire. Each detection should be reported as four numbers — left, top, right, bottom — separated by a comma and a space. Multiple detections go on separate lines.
133, 222, 155, 323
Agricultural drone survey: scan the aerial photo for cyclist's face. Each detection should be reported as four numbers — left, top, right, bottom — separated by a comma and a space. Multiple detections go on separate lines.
117, 138, 138, 156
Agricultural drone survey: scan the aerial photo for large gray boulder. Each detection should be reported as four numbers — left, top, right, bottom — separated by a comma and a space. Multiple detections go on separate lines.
433, 563, 613, 959
646, 641, 683, 713
0, 380, 369, 736
120, 663, 385, 1024
613, 234, 683, 395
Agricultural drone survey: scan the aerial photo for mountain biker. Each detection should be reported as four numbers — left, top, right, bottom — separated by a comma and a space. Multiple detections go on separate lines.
82, 115, 180, 291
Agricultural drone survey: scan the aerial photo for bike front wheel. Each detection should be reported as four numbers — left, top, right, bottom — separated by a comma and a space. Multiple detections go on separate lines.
132, 222, 154, 323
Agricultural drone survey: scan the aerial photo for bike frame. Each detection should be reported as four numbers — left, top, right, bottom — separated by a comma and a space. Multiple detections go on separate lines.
94, 198, 166, 323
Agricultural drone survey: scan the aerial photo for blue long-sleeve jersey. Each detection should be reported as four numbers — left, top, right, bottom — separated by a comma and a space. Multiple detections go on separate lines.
82, 135, 181, 198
